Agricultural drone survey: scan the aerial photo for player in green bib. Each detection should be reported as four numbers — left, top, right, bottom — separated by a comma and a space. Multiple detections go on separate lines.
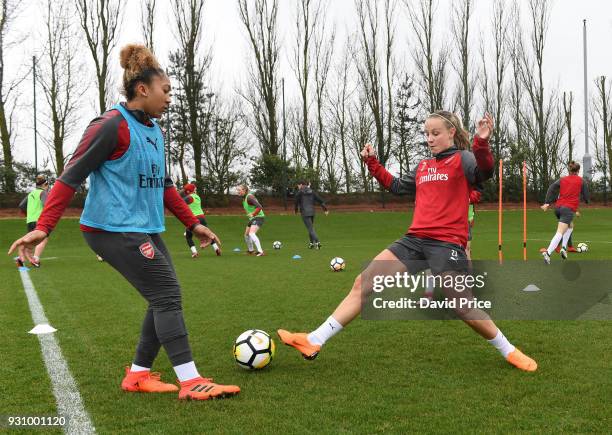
466, 185, 483, 261
180, 183, 221, 257
237, 184, 265, 256
17, 175, 50, 267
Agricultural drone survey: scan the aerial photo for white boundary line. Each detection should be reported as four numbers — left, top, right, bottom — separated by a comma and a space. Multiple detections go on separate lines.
19, 269, 96, 434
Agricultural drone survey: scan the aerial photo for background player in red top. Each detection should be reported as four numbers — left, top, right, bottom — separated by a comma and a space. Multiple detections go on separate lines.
541, 161, 589, 264
278, 111, 537, 372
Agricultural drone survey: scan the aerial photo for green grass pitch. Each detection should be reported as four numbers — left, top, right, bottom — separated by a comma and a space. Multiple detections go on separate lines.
1, 208, 610, 433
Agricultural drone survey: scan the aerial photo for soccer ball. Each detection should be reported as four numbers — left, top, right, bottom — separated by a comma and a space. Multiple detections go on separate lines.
272, 241, 282, 250
576, 242, 589, 253
233, 329, 276, 370
330, 257, 345, 272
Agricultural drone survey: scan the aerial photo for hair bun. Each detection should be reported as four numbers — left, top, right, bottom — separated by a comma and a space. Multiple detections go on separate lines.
119, 44, 165, 100
119, 44, 160, 78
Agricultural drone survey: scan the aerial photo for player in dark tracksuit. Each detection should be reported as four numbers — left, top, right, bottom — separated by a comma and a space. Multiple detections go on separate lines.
8, 44, 239, 401
278, 111, 538, 373
294, 181, 328, 249
541, 161, 589, 263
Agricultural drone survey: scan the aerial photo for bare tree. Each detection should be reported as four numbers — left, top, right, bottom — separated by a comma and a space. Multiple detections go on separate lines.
348, 93, 374, 192
451, 0, 475, 129
354, 0, 397, 167
562, 91, 574, 162
238, 0, 280, 156
406, 0, 448, 113
594, 76, 612, 186
0, 0, 15, 192
202, 101, 248, 194
287, 107, 305, 169
320, 126, 340, 193
508, 4, 525, 165
165, 51, 191, 185
38, 1, 83, 175
292, 0, 318, 170
515, 0, 564, 194
141, 0, 156, 52
479, 0, 511, 186
490, 0, 510, 162
381, 0, 396, 165
590, 107, 601, 172
312, 5, 335, 181
76, 0, 123, 114
0, 0, 25, 192
328, 44, 354, 193
591, 102, 609, 201
172, 0, 211, 191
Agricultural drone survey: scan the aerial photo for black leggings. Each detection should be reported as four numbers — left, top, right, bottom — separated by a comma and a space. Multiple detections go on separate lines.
84, 232, 192, 368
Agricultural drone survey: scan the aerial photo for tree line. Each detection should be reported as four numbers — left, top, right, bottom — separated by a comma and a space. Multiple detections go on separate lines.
0, 0, 611, 202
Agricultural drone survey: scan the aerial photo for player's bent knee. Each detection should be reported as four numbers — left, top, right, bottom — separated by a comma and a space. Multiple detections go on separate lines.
149, 293, 183, 313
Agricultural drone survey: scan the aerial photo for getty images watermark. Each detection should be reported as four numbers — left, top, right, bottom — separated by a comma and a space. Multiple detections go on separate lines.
361, 260, 612, 320
371, 270, 490, 310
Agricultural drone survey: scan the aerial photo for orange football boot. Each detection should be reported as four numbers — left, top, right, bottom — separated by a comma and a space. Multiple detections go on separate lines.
121, 367, 178, 393
277, 329, 321, 360
506, 349, 538, 372
178, 377, 240, 400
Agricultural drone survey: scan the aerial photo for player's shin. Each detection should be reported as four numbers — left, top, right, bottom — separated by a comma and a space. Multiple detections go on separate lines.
546, 232, 563, 255
244, 234, 253, 251
249, 232, 263, 253
562, 227, 573, 249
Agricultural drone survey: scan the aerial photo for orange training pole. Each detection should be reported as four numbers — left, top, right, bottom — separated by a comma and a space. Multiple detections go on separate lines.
523, 161, 527, 261
498, 159, 503, 264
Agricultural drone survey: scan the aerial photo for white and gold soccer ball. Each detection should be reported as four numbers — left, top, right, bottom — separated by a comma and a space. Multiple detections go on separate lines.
576, 242, 589, 253
233, 329, 275, 370
330, 257, 345, 272
272, 241, 282, 249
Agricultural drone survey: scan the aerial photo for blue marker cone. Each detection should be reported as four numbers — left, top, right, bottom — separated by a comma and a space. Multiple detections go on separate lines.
292, 254, 302, 260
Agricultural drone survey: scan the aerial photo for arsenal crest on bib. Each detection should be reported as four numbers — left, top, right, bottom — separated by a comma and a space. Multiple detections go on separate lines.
139, 242, 155, 259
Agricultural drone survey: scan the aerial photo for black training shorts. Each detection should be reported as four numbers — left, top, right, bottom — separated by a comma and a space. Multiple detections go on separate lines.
554, 206, 575, 225
387, 234, 469, 275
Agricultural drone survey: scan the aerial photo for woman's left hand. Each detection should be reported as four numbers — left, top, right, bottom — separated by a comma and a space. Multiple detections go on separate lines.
8, 230, 48, 263
476, 113, 494, 140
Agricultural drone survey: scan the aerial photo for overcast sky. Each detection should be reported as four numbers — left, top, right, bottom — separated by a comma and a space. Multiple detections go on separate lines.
6, 0, 612, 174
